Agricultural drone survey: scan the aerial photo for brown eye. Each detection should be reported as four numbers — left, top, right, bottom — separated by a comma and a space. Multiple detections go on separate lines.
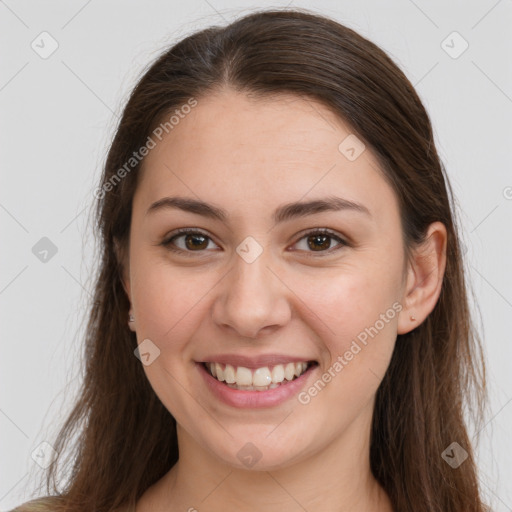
183, 233, 209, 250
307, 233, 332, 251
161, 229, 218, 253
293, 229, 347, 254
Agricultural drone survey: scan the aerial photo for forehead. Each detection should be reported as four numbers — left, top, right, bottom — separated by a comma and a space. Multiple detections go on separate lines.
134, 90, 399, 224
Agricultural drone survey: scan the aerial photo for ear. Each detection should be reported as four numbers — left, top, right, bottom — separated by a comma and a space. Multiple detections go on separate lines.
114, 237, 131, 301
397, 221, 447, 335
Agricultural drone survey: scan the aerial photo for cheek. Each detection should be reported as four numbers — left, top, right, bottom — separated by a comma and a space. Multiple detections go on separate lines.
130, 260, 212, 414
131, 256, 217, 350
295, 271, 399, 423
291, 264, 400, 361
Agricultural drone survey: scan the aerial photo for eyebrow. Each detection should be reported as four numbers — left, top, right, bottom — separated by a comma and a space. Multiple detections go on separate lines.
145, 195, 372, 223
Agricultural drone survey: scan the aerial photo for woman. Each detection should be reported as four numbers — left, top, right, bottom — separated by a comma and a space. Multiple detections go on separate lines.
13, 8, 489, 512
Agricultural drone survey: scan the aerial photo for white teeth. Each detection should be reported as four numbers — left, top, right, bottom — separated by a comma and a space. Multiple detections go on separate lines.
253, 367, 272, 387
235, 366, 253, 386
284, 362, 296, 381
215, 362, 224, 381
224, 364, 236, 384
206, 361, 311, 388
271, 364, 285, 383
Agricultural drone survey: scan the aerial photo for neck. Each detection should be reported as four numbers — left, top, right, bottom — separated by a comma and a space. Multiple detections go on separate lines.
138, 404, 393, 512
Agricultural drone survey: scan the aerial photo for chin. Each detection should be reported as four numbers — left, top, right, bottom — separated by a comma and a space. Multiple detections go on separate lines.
201, 427, 314, 472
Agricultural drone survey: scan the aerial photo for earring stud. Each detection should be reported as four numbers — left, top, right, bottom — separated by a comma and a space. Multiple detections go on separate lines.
410, 315, 416, 321
129, 313, 135, 322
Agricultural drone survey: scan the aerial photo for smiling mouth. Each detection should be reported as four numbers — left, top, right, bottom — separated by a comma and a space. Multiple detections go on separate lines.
202, 361, 318, 391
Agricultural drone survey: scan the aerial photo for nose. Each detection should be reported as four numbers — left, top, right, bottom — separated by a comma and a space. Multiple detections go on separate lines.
211, 248, 292, 339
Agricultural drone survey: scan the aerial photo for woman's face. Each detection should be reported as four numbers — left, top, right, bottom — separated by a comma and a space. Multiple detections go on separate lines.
123, 89, 412, 470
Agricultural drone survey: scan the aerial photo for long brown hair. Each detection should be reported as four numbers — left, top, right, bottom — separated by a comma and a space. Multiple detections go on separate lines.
15, 8, 488, 512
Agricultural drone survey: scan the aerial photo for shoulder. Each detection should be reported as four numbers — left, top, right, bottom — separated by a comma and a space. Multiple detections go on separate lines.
9, 496, 64, 512
10, 496, 133, 512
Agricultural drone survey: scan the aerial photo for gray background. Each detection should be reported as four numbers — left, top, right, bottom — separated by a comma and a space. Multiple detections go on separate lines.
1, 0, 511, 510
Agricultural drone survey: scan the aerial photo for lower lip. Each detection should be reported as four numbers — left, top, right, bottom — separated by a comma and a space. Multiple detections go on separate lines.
196, 362, 317, 409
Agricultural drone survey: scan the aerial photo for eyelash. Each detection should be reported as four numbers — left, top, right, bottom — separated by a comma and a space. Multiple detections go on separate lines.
160, 227, 349, 257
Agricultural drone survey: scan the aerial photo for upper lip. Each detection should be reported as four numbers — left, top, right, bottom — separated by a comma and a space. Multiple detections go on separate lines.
198, 354, 317, 369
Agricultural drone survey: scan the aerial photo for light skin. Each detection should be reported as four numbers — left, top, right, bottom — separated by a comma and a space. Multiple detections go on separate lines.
117, 88, 447, 512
